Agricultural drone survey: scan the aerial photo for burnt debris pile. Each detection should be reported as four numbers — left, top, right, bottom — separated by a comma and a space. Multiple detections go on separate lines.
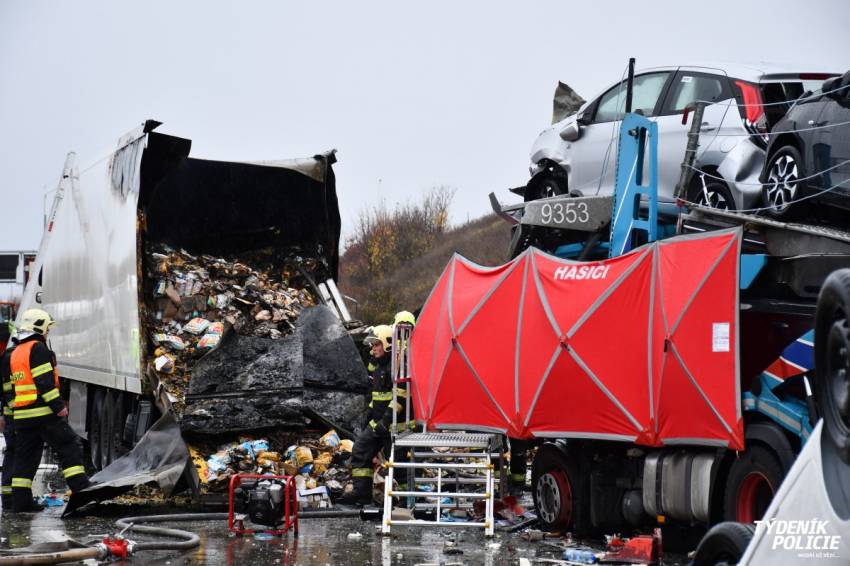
142, 244, 368, 438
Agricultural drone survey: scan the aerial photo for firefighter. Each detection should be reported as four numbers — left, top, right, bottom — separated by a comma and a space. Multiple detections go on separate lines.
8, 309, 91, 512
342, 324, 406, 506
509, 438, 529, 495
0, 334, 18, 508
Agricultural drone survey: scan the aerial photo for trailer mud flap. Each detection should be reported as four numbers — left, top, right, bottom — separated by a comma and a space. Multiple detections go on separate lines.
63, 412, 195, 516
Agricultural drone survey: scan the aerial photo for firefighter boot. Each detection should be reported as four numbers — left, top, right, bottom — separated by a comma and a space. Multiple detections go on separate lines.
11, 486, 45, 513
339, 474, 373, 506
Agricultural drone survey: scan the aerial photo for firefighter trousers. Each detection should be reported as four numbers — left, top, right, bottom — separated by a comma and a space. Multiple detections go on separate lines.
11, 416, 90, 510
350, 426, 389, 502
509, 438, 528, 491
1, 416, 15, 504
350, 427, 412, 503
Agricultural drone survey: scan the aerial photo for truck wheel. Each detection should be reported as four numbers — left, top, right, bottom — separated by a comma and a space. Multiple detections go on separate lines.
532, 448, 580, 532
723, 445, 782, 523
815, 269, 850, 464
88, 388, 106, 471
693, 522, 755, 566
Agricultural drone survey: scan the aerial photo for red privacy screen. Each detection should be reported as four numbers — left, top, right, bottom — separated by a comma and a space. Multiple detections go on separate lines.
410, 229, 742, 450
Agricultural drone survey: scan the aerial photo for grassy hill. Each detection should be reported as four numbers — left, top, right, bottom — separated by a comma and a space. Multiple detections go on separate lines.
339, 194, 512, 325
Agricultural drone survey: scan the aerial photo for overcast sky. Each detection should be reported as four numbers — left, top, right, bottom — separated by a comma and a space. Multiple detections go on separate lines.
1, 0, 848, 251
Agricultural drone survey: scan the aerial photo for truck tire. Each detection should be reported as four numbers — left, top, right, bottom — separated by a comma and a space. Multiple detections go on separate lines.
723, 445, 783, 523
88, 388, 106, 471
693, 522, 755, 566
814, 269, 850, 464
531, 447, 585, 532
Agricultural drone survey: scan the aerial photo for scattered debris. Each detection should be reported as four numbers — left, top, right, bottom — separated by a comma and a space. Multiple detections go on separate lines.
143, 244, 319, 417
599, 528, 662, 564
562, 548, 598, 564
193, 429, 355, 499
298, 486, 331, 509
36, 493, 65, 507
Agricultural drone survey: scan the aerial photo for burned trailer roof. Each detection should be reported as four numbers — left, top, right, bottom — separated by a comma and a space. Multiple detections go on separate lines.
139, 131, 341, 280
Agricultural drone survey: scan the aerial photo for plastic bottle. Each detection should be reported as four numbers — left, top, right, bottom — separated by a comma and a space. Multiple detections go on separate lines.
563, 548, 597, 564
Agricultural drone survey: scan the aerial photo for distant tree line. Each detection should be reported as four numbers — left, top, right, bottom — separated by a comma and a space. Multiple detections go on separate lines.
339, 186, 510, 325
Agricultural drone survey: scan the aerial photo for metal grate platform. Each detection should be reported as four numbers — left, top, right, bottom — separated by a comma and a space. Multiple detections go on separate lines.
394, 432, 494, 449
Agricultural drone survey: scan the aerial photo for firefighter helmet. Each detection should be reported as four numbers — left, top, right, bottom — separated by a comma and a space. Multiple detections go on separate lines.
366, 324, 393, 351
18, 308, 56, 336
393, 310, 416, 326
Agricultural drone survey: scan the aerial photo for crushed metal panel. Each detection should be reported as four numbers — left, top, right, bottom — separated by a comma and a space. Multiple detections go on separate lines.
552, 82, 586, 124
63, 412, 193, 516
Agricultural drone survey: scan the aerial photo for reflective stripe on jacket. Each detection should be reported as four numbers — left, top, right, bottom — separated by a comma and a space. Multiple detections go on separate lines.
9, 338, 62, 421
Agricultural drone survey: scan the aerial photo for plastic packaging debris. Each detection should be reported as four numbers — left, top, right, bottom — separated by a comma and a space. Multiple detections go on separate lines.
197, 333, 221, 349
299, 464, 314, 475
346, 532, 363, 540
207, 321, 224, 335
320, 430, 341, 449
152, 334, 186, 351
339, 439, 354, 453
183, 317, 211, 335
196, 430, 354, 497
36, 493, 65, 507
563, 549, 597, 564
154, 354, 175, 373
293, 446, 314, 467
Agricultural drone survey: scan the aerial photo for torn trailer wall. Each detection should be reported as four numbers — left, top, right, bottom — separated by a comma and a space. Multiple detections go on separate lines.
138, 142, 368, 436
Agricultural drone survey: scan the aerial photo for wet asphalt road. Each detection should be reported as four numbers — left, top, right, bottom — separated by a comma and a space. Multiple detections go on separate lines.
1, 504, 547, 566
0, 467, 688, 565
0, 502, 691, 565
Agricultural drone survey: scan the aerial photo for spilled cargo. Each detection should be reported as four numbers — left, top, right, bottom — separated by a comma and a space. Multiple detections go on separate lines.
17, 121, 369, 507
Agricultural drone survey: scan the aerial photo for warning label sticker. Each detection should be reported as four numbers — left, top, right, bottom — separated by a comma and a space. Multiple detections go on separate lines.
712, 322, 730, 352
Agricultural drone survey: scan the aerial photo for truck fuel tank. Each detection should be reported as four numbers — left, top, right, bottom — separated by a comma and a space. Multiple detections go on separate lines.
643, 450, 717, 523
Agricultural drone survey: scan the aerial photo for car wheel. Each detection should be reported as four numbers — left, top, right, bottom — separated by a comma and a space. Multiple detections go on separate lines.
814, 269, 850, 464
723, 445, 783, 523
693, 522, 755, 566
688, 174, 736, 210
525, 172, 567, 202
762, 146, 805, 219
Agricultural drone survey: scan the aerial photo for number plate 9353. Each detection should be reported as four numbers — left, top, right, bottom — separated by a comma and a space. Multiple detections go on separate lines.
522, 195, 613, 232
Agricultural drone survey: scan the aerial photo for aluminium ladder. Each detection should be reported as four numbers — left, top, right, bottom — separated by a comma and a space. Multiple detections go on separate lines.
381, 323, 502, 537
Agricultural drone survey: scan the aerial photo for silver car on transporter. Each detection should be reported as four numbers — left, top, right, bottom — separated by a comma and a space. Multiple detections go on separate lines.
525, 63, 839, 210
